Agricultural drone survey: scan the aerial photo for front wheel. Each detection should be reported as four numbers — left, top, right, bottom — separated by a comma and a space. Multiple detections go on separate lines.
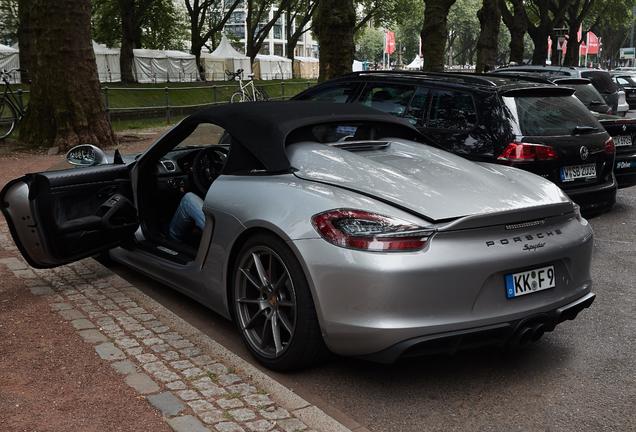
0, 99, 18, 139
230, 91, 245, 103
232, 233, 327, 371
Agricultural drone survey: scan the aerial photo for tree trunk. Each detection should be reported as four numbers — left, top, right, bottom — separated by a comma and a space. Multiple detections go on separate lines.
550, 34, 560, 65
315, 0, 356, 81
528, 27, 550, 65
500, 0, 527, 64
19, 0, 116, 151
421, 0, 457, 72
563, 27, 581, 66
119, 0, 136, 83
16, 0, 31, 82
475, 0, 501, 73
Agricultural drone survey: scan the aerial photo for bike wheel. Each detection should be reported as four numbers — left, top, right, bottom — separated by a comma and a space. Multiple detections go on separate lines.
230, 92, 246, 103
255, 88, 269, 101
0, 99, 18, 140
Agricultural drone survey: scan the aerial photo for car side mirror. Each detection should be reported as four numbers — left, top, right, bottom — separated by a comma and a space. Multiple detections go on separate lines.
66, 144, 108, 166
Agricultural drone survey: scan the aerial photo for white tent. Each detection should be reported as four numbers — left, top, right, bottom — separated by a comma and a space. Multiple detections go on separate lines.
254, 54, 292, 80
165, 50, 199, 82
406, 55, 423, 70
206, 36, 251, 81
293, 56, 319, 79
133, 49, 169, 83
93, 41, 121, 83
352, 60, 365, 72
200, 53, 226, 81
0, 44, 20, 83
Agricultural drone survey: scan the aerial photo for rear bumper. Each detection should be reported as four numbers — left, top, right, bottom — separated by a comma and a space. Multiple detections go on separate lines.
615, 151, 636, 188
292, 214, 594, 358
563, 175, 617, 212
361, 292, 595, 363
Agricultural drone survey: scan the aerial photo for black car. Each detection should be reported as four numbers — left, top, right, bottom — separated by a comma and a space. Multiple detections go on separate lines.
494, 65, 627, 116
611, 73, 636, 109
544, 77, 636, 188
492, 72, 636, 188
293, 71, 617, 212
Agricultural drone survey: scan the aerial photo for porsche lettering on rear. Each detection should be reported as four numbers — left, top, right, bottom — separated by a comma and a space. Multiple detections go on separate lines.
486, 229, 563, 247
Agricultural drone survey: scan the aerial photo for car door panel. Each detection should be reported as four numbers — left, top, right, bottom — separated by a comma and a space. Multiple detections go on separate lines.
1, 164, 138, 268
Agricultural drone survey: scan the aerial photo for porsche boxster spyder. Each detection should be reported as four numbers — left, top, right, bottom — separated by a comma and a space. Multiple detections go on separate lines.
0, 102, 595, 370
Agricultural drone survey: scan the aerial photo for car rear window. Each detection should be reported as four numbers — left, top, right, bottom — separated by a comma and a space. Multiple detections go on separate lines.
503, 95, 602, 136
567, 83, 609, 109
580, 71, 617, 93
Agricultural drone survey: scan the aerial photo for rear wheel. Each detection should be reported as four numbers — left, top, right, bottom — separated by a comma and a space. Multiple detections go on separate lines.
232, 233, 327, 371
0, 98, 18, 139
254, 88, 269, 101
230, 91, 245, 103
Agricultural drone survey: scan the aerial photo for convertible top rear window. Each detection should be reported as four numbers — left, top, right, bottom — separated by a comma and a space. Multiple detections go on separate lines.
286, 122, 420, 145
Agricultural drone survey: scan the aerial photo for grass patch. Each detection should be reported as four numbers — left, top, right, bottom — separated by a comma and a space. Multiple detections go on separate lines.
111, 116, 182, 132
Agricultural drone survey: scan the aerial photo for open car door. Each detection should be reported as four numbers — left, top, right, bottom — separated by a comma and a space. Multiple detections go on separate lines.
0, 164, 138, 268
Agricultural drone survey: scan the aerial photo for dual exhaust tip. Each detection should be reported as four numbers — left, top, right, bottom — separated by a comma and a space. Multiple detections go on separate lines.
511, 293, 595, 346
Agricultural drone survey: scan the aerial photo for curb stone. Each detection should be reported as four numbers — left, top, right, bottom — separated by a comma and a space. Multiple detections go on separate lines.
0, 220, 353, 432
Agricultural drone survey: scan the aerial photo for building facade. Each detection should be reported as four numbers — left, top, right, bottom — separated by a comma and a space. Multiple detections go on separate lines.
223, 3, 319, 58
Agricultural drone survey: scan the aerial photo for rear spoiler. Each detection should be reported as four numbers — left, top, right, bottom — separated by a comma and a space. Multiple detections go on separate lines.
552, 78, 592, 86
437, 202, 575, 231
500, 86, 576, 97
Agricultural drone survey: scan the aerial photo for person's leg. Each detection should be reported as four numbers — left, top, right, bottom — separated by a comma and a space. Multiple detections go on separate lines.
168, 193, 205, 241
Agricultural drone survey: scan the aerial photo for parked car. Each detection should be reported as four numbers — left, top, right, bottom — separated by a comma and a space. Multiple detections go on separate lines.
611, 72, 636, 109
494, 65, 628, 116
0, 102, 596, 370
493, 72, 636, 188
294, 72, 618, 212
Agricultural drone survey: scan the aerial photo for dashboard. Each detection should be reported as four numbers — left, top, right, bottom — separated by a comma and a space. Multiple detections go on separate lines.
155, 145, 229, 196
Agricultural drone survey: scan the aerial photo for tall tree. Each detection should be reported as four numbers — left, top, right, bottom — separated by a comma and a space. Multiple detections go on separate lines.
561, 0, 595, 66
500, 0, 528, 64
445, 0, 480, 66
245, 0, 292, 64
475, 0, 502, 72
92, 0, 187, 82
184, 0, 241, 77
525, 0, 568, 65
285, 0, 319, 63
19, 0, 116, 151
421, 0, 457, 71
315, 0, 356, 81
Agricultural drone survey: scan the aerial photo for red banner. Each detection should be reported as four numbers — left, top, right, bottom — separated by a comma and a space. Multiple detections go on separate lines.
580, 32, 600, 56
385, 31, 396, 55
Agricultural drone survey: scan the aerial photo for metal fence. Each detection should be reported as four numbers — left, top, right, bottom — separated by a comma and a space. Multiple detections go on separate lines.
9, 80, 316, 124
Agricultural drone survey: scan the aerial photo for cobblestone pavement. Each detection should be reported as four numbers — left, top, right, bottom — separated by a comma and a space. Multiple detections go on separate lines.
0, 220, 347, 432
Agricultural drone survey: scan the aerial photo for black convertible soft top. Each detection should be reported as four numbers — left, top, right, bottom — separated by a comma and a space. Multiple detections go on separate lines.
157, 101, 422, 173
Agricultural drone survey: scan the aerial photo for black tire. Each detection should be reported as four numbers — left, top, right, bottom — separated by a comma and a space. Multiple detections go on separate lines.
0, 98, 18, 140
231, 232, 328, 371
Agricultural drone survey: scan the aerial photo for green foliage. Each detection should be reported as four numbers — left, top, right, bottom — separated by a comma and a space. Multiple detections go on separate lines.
0, 0, 18, 45
394, 0, 424, 61
446, 0, 480, 65
92, 0, 188, 50
356, 26, 385, 62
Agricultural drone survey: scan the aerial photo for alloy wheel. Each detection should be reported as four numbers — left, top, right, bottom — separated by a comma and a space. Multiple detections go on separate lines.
235, 246, 297, 359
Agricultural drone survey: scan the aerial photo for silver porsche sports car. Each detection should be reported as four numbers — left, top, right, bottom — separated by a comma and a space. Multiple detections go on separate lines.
1, 102, 595, 370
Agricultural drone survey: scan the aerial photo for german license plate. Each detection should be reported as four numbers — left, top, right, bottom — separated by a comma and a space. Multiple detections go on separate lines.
615, 135, 632, 147
505, 265, 556, 299
560, 164, 596, 182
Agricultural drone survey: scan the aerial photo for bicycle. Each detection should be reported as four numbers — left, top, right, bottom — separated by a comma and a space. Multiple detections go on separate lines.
0, 68, 26, 139
226, 69, 269, 103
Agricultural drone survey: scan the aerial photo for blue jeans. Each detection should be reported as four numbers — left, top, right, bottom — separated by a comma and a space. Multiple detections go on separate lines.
168, 193, 205, 242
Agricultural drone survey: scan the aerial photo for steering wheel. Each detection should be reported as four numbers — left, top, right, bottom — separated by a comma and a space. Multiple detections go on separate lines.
192, 147, 229, 194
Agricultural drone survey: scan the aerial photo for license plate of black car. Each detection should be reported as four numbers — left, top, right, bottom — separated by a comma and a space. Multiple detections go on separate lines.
560, 164, 596, 182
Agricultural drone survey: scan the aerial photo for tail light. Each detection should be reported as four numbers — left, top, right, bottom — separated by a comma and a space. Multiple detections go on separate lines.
311, 209, 433, 252
604, 137, 616, 155
497, 142, 558, 162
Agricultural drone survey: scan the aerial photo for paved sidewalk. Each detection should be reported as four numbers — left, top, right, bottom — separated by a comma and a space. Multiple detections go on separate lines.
0, 220, 352, 432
